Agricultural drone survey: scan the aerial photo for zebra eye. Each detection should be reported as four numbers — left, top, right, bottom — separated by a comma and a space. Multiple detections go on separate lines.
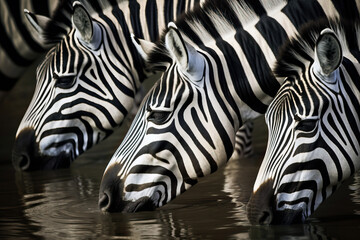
295, 117, 318, 132
147, 107, 172, 124
53, 73, 76, 89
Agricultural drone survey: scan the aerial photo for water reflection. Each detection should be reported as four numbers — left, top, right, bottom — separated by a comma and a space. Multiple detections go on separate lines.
15, 168, 101, 239
3, 150, 360, 239
349, 172, 360, 215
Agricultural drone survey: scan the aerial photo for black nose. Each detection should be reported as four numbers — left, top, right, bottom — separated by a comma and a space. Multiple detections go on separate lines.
99, 164, 124, 212
247, 180, 275, 225
12, 128, 38, 171
98, 165, 156, 213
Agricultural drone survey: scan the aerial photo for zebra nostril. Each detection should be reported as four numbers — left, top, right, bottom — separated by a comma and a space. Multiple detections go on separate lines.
247, 180, 275, 225
99, 191, 111, 212
18, 154, 31, 171
12, 128, 38, 171
258, 210, 272, 225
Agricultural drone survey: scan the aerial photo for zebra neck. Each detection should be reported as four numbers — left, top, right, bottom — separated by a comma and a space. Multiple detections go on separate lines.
100, 0, 202, 84
180, 0, 356, 123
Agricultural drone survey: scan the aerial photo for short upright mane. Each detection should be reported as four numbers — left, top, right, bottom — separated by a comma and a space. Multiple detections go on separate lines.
146, 0, 288, 66
274, 18, 360, 79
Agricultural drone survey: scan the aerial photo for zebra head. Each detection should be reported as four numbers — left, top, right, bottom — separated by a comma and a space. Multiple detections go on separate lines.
247, 21, 360, 224
12, 2, 142, 171
99, 24, 239, 212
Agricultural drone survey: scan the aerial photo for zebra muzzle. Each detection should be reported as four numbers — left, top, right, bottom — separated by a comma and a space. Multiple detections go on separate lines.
12, 128, 38, 171
12, 128, 72, 171
246, 179, 275, 225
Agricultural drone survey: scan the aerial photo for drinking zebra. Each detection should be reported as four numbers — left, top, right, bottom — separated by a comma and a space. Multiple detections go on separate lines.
0, 0, 66, 99
247, 18, 360, 224
12, 0, 205, 170
98, 0, 357, 212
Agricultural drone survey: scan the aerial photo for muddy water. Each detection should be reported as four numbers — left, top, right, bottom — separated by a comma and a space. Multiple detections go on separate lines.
1, 63, 360, 239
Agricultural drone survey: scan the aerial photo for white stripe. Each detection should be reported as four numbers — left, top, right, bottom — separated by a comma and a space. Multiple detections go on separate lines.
231, 37, 274, 106
269, 11, 298, 39
317, 0, 340, 20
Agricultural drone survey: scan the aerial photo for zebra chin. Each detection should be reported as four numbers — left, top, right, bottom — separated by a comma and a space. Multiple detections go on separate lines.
247, 180, 306, 225
12, 128, 74, 171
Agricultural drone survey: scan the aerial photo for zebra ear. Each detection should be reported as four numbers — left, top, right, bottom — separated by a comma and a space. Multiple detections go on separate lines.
314, 28, 342, 78
72, 1, 101, 50
165, 23, 205, 82
24, 9, 51, 34
131, 34, 156, 61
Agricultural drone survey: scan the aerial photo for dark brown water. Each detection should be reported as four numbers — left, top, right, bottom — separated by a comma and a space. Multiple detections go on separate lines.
1, 63, 360, 239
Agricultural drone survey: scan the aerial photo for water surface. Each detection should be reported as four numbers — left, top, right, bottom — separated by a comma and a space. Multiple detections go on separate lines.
1, 63, 360, 239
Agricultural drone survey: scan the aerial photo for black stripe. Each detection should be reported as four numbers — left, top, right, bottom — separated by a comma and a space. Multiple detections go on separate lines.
191, 107, 215, 149
216, 39, 268, 113
178, 88, 217, 173
255, 16, 289, 61
164, 0, 174, 25
278, 180, 318, 214
0, 25, 34, 67
41, 126, 85, 155
175, 0, 186, 18
145, 0, 159, 42
202, 52, 239, 126
129, 0, 144, 39
331, 0, 360, 21
135, 134, 198, 186
127, 164, 178, 203
281, 0, 326, 31
5, 0, 45, 52
235, 28, 280, 98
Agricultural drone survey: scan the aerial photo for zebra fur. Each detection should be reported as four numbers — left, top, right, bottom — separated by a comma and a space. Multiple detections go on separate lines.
247, 17, 360, 224
98, 0, 359, 212
12, 0, 205, 171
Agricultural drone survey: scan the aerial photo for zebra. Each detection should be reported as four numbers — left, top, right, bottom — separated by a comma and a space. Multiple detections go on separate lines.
0, 0, 70, 100
247, 18, 360, 224
12, 0, 206, 171
98, 0, 359, 212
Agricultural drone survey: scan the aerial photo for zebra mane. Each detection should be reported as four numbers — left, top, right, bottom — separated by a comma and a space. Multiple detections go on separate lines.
42, 0, 124, 44
42, 0, 73, 44
146, 0, 288, 67
274, 18, 360, 79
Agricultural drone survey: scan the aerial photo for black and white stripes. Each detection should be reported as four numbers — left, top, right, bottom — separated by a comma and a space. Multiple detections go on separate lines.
98, 0, 355, 213
12, 0, 202, 171
247, 18, 360, 224
0, 0, 64, 91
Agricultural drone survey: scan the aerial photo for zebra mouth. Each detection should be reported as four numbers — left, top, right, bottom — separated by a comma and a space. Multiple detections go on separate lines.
271, 208, 305, 224
13, 151, 73, 171
40, 152, 74, 170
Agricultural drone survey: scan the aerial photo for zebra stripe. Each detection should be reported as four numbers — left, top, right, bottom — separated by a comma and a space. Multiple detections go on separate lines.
98, 0, 358, 213
0, 0, 62, 91
12, 0, 203, 171
247, 18, 360, 224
